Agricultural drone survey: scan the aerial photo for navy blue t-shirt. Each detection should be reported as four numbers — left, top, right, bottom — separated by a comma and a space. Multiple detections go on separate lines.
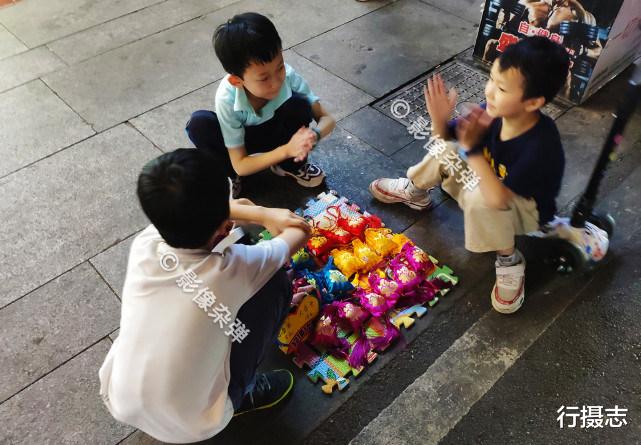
452, 112, 565, 225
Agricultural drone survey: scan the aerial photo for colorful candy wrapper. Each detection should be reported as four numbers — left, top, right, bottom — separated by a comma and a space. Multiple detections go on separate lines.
322, 257, 354, 300
391, 233, 413, 254
352, 239, 382, 272
319, 226, 354, 245
397, 277, 452, 307
388, 261, 423, 292
307, 235, 336, 258
396, 242, 435, 276
335, 301, 370, 332
291, 247, 317, 271
364, 228, 397, 257
310, 305, 350, 358
331, 247, 364, 278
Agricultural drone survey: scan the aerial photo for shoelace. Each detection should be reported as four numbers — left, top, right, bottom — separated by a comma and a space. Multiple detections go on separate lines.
497, 273, 520, 288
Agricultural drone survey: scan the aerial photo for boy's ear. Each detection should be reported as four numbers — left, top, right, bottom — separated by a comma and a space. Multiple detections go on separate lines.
228, 75, 244, 88
524, 96, 546, 113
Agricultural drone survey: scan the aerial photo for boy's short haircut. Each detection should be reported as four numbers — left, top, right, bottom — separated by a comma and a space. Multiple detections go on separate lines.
137, 149, 230, 249
498, 36, 571, 104
213, 12, 282, 78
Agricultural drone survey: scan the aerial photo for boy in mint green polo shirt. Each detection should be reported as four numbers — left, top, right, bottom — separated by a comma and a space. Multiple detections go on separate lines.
186, 12, 336, 196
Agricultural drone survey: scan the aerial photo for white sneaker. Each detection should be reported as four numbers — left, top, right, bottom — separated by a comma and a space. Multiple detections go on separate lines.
368, 177, 431, 210
270, 163, 325, 187
491, 256, 526, 314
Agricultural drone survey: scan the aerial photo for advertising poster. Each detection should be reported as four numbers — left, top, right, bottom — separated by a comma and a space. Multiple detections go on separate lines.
474, 0, 629, 103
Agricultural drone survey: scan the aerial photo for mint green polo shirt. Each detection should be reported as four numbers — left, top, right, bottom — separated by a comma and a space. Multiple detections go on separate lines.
214, 63, 320, 149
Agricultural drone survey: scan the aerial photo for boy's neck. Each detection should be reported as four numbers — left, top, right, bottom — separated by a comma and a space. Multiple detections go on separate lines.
500, 110, 541, 141
245, 88, 268, 112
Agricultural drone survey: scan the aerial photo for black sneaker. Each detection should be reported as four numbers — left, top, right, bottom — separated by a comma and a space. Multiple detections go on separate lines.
233, 369, 294, 416
270, 163, 325, 187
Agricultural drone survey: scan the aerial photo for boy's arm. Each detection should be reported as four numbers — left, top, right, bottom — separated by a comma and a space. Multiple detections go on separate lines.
311, 102, 336, 141
229, 200, 311, 239
457, 108, 514, 209
228, 126, 316, 176
424, 74, 458, 140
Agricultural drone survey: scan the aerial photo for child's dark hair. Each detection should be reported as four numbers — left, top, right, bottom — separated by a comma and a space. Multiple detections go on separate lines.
137, 149, 230, 249
213, 12, 282, 78
498, 36, 570, 103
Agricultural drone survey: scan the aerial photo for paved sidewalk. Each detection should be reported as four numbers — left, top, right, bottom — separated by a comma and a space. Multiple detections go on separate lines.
1, 1, 640, 444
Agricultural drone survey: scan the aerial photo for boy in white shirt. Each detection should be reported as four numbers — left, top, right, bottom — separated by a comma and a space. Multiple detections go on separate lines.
99, 148, 310, 443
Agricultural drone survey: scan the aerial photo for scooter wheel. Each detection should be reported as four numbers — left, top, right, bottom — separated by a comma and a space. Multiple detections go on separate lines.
586, 212, 615, 238
552, 242, 585, 275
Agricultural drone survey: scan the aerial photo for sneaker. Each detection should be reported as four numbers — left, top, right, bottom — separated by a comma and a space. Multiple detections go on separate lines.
491, 257, 526, 314
233, 369, 294, 416
368, 177, 431, 210
270, 163, 325, 187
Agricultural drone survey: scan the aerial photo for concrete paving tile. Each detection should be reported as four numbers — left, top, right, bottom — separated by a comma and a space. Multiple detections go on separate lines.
309, 127, 423, 233
418, 0, 484, 24
43, 0, 392, 132
0, 0, 165, 48
338, 106, 413, 155
392, 137, 429, 169
0, 23, 26, 61
0, 124, 157, 307
47, 0, 240, 65
90, 232, 139, 298
294, 0, 477, 98
130, 83, 219, 152
0, 263, 120, 402
0, 80, 94, 177
0, 46, 65, 93
131, 48, 373, 151
287, 50, 374, 121
42, 15, 226, 132
0, 340, 134, 445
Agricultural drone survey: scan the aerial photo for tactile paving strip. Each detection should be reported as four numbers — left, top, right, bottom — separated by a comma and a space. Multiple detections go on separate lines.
374, 60, 569, 129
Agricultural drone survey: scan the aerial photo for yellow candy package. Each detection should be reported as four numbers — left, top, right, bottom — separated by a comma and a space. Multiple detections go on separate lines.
364, 228, 397, 257
352, 239, 382, 272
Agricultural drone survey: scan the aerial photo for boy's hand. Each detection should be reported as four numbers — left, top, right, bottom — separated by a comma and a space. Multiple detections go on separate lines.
285, 127, 316, 162
262, 208, 311, 237
456, 107, 492, 151
424, 74, 457, 137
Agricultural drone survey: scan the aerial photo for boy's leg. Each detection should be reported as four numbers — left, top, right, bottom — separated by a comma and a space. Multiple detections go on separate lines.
457, 186, 539, 314
245, 94, 324, 187
369, 138, 454, 210
185, 110, 235, 178
227, 268, 293, 411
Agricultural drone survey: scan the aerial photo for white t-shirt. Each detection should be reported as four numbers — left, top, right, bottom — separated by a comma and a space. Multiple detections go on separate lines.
99, 225, 290, 443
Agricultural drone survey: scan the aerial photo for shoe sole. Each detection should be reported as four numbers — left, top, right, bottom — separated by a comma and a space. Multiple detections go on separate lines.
271, 166, 325, 188
233, 370, 294, 417
491, 283, 525, 314
368, 182, 430, 211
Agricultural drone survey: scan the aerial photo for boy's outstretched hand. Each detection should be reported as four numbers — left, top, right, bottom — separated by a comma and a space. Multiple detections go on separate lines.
262, 208, 311, 237
424, 73, 457, 138
285, 127, 316, 162
456, 106, 493, 151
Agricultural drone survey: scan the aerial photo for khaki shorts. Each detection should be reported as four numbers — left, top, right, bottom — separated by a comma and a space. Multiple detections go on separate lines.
407, 139, 540, 253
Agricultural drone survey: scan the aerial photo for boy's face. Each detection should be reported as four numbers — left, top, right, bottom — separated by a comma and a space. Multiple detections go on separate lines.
484, 60, 544, 118
230, 51, 286, 100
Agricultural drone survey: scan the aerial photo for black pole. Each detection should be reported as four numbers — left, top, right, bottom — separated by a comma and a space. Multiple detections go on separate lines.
571, 59, 641, 228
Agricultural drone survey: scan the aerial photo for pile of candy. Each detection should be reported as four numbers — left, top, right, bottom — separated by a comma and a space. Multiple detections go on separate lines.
276, 192, 457, 391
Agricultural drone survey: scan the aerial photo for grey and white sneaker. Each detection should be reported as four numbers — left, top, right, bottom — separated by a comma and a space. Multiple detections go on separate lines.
270, 163, 325, 187
491, 255, 526, 314
368, 177, 431, 210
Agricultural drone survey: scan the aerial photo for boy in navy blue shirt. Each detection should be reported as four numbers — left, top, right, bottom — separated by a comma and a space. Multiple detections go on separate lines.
370, 37, 570, 314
